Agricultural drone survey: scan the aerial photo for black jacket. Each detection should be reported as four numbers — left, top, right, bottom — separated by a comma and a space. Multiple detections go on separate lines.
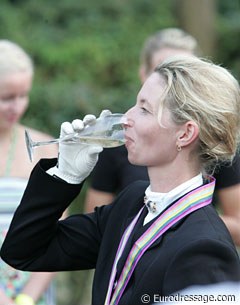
1, 159, 240, 305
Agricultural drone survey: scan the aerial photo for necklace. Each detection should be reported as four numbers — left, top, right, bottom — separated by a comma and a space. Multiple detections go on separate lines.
3, 126, 17, 177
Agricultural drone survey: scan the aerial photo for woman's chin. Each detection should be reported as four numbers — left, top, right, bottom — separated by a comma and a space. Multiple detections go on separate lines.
127, 154, 142, 166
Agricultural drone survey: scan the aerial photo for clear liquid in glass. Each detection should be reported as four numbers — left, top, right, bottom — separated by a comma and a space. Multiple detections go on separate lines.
25, 113, 126, 161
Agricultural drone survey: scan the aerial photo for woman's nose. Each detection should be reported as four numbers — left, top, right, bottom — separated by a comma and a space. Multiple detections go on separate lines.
8, 98, 21, 111
124, 109, 134, 127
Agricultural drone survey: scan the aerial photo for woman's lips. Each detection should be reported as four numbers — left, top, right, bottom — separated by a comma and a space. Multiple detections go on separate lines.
7, 114, 18, 123
124, 135, 134, 147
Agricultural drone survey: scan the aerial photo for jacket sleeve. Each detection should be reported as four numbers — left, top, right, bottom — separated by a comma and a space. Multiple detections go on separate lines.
0, 158, 112, 272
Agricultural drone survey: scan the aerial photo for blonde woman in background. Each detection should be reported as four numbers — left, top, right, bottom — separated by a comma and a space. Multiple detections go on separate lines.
0, 40, 59, 305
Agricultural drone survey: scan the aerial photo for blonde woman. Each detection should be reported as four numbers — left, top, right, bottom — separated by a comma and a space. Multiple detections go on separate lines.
0, 40, 59, 305
86, 28, 240, 248
2, 56, 240, 305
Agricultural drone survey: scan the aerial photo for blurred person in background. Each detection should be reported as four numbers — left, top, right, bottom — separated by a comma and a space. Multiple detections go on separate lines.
0, 40, 61, 305
85, 28, 240, 248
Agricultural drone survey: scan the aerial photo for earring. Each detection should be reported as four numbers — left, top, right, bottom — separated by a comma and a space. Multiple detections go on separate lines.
177, 144, 182, 152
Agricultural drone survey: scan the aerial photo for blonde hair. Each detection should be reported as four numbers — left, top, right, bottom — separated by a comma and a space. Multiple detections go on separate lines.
0, 40, 33, 76
140, 28, 199, 75
155, 56, 240, 172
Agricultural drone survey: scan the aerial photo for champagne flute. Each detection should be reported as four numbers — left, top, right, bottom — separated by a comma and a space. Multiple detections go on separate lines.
25, 113, 127, 162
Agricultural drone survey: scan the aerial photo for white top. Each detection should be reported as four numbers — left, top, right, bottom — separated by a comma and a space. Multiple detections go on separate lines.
0, 177, 55, 305
143, 173, 203, 225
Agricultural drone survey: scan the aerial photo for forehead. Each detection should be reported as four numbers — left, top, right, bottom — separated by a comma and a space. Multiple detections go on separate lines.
0, 72, 32, 94
151, 48, 193, 70
141, 72, 166, 92
0, 71, 32, 84
138, 73, 166, 109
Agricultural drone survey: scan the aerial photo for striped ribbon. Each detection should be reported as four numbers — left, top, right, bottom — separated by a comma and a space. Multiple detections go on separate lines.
104, 177, 215, 305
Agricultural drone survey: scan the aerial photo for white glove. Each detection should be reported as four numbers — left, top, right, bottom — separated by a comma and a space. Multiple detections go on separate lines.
47, 111, 111, 184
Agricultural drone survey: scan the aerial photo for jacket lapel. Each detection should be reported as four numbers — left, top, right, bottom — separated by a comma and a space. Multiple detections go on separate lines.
120, 192, 146, 236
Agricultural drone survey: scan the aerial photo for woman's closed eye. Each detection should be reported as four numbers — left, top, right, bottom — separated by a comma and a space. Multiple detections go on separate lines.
138, 98, 153, 115
0, 93, 28, 103
140, 107, 149, 114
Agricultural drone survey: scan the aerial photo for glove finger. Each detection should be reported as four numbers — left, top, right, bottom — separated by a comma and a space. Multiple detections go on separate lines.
83, 114, 96, 126
72, 119, 84, 132
99, 109, 112, 118
60, 122, 74, 137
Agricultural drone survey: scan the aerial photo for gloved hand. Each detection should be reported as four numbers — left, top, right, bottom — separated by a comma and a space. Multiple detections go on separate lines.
47, 110, 112, 184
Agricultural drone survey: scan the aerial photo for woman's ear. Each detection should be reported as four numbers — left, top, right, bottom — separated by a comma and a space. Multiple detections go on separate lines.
177, 121, 199, 148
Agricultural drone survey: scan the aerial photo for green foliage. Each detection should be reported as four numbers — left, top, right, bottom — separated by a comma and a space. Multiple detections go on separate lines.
0, 0, 176, 137
216, 0, 240, 79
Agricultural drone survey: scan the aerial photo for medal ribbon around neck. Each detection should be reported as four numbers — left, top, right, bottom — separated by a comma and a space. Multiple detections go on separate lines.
104, 176, 215, 305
